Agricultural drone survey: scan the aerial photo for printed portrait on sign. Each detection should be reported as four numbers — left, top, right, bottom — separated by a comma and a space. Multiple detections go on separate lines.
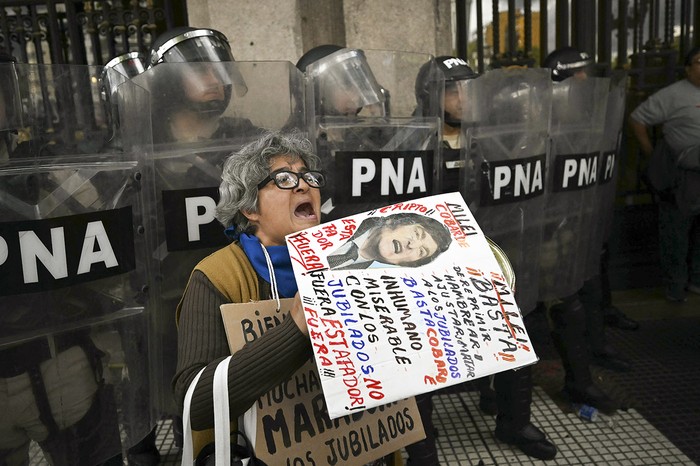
326, 212, 452, 270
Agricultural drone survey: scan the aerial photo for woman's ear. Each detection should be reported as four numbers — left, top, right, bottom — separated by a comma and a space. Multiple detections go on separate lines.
242, 209, 259, 224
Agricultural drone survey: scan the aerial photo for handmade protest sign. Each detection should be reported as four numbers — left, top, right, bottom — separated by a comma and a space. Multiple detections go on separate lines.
221, 299, 425, 466
286, 192, 539, 419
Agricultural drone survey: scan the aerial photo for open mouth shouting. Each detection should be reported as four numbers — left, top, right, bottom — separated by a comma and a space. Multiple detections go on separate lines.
294, 201, 318, 220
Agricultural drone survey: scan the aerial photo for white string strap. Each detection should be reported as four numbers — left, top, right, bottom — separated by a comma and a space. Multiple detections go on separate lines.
260, 244, 281, 310
213, 355, 233, 465
181, 366, 206, 466
242, 403, 258, 460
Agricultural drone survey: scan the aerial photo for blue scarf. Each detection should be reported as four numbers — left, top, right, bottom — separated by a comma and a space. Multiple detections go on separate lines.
239, 233, 298, 298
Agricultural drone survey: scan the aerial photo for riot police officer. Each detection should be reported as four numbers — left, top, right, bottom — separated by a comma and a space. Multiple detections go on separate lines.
415, 55, 478, 194
542, 47, 627, 414
299, 45, 440, 465
148, 26, 258, 145
409, 56, 476, 466
297, 44, 398, 222
129, 27, 276, 458
414, 56, 558, 462
544, 49, 640, 332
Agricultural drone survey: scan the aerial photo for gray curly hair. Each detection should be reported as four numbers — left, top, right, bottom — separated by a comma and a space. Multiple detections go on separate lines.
216, 130, 321, 234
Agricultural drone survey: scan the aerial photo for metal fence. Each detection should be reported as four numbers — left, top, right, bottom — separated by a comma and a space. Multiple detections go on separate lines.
0, 0, 186, 65
0, 0, 186, 152
457, 0, 698, 81
456, 0, 698, 200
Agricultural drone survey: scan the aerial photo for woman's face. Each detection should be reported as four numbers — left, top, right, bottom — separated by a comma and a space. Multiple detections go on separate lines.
245, 155, 321, 246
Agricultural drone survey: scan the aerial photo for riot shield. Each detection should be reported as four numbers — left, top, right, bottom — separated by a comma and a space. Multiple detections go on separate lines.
539, 77, 609, 300
584, 71, 628, 278
124, 61, 305, 417
460, 68, 552, 314
306, 50, 442, 220
0, 64, 152, 462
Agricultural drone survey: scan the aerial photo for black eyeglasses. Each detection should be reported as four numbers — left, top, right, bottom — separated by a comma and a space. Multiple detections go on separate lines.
257, 170, 326, 190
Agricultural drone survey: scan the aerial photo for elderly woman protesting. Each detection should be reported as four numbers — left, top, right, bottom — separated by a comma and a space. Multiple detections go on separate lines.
173, 131, 323, 448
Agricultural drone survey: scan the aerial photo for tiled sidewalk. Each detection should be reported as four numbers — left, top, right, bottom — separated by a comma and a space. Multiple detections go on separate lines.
28, 385, 693, 465
146, 386, 694, 465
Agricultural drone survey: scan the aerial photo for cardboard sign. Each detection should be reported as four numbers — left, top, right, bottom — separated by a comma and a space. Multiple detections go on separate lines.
221, 299, 424, 466
286, 192, 539, 419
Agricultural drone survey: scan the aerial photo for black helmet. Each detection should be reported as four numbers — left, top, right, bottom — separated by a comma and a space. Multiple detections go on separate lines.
297, 45, 385, 117
415, 55, 477, 125
542, 46, 593, 81
295, 44, 344, 72
435, 55, 477, 82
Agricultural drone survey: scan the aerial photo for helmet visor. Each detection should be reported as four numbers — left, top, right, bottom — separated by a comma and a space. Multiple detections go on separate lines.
151, 30, 247, 97
105, 52, 146, 79
102, 52, 146, 103
152, 30, 234, 65
307, 49, 385, 116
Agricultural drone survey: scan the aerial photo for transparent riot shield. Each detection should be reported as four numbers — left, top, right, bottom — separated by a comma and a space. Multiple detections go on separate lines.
583, 71, 628, 278
363, 49, 441, 118
540, 77, 609, 300
0, 63, 152, 463
123, 61, 305, 418
307, 50, 442, 220
460, 68, 552, 314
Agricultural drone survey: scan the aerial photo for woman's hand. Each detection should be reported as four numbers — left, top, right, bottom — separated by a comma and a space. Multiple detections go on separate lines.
290, 292, 309, 336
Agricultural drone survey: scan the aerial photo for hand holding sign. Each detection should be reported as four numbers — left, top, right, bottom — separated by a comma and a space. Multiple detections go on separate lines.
290, 292, 309, 336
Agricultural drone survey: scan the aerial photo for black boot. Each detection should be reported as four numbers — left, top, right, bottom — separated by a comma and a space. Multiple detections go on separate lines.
550, 297, 618, 415
405, 393, 440, 466
493, 367, 557, 461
